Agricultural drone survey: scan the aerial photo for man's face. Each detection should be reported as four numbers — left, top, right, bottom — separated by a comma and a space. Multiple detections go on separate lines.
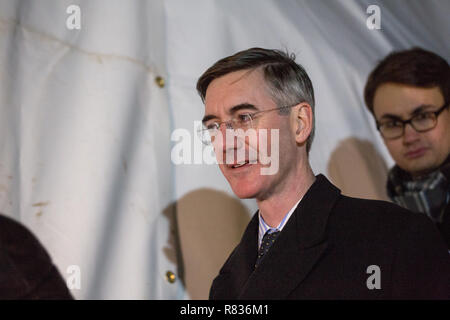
373, 83, 450, 177
203, 69, 300, 200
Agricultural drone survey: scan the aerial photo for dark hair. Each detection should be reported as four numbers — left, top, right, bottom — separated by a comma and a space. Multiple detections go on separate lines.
364, 47, 450, 114
196, 47, 315, 153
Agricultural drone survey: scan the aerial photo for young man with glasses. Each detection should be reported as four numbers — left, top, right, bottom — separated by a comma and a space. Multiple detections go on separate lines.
196, 47, 449, 299
364, 48, 450, 249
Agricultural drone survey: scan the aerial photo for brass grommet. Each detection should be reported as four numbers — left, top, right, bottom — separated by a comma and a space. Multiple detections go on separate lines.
165, 270, 176, 283
155, 76, 165, 88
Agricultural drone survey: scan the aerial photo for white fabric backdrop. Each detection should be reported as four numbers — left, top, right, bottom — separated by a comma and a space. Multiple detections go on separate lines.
0, 0, 448, 299
0, 0, 184, 299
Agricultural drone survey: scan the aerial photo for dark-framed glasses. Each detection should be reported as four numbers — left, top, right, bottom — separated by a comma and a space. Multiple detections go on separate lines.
198, 104, 298, 145
376, 102, 449, 140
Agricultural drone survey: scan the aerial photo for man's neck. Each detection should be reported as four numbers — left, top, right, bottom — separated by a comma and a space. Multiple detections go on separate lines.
256, 165, 316, 228
394, 153, 450, 182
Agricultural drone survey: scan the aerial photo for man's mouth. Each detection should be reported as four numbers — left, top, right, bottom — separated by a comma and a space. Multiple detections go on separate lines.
404, 147, 428, 159
227, 159, 256, 169
232, 162, 248, 168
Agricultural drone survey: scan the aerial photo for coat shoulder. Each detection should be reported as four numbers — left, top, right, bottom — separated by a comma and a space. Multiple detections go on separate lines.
332, 195, 426, 233
0, 215, 49, 253
326, 195, 447, 265
0, 214, 72, 299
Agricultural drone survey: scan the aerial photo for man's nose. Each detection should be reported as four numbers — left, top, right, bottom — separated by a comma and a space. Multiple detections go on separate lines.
222, 127, 240, 151
211, 126, 236, 151
212, 127, 239, 165
403, 123, 420, 144
219, 128, 247, 158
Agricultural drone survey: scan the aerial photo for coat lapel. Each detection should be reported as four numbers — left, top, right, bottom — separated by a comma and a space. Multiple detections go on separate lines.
238, 174, 341, 299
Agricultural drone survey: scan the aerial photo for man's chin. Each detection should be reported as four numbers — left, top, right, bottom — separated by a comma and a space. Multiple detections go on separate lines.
399, 158, 440, 178
231, 189, 256, 199
229, 183, 260, 199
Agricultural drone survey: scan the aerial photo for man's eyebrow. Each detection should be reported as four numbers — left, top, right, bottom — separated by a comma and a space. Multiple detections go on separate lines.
202, 103, 258, 123
202, 114, 217, 124
379, 113, 401, 121
229, 103, 258, 114
410, 104, 435, 116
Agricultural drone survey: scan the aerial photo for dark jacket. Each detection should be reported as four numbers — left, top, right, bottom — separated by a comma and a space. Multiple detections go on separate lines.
210, 175, 450, 299
437, 161, 450, 248
437, 202, 450, 248
0, 214, 73, 299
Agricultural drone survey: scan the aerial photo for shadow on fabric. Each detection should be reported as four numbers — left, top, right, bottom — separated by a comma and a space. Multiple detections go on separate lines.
163, 189, 251, 299
327, 137, 389, 201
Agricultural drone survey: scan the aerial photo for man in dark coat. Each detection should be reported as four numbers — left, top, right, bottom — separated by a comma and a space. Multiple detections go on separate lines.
196, 47, 450, 299
0, 214, 73, 299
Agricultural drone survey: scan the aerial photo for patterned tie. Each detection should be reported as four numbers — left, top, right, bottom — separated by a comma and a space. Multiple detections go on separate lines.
255, 230, 280, 268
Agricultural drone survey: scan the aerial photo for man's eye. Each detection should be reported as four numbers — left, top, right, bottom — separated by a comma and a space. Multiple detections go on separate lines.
206, 123, 219, 130
237, 113, 252, 122
414, 113, 432, 121
383, 121, 402, 129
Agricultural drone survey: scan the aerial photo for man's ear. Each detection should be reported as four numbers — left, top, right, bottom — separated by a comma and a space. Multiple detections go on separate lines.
294, 103, 313, 145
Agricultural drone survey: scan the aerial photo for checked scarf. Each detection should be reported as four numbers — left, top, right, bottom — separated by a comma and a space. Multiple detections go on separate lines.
387, 157, 450, 224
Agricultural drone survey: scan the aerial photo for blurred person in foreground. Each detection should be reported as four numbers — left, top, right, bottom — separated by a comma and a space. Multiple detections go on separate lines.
0, 214, 72, 299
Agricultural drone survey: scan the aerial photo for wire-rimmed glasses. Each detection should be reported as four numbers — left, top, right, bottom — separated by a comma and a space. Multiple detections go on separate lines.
198, 104, 298, 145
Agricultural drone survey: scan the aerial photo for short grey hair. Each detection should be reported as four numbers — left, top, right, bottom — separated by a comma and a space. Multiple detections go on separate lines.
197, 47, 315, 153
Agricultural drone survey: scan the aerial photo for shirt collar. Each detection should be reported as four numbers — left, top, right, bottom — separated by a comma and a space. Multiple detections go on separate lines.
258, 197, 302, 248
